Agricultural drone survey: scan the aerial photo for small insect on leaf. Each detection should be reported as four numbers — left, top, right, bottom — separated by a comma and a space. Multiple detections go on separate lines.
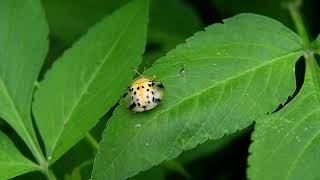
122, 75, 165, 112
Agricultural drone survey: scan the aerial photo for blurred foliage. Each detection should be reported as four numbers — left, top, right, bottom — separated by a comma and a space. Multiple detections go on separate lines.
210, 0, 293, 28
41, 0, 202, 73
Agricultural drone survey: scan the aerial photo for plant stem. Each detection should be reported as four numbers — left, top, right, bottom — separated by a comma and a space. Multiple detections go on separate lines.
287, 0, 309, 46
40, 166, 57, 180
47, 169, 57, 180
85, 132, 99, 151
287, 0, 320, 101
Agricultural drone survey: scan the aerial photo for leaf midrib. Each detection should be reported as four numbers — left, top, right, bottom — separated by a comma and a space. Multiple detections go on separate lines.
105, 50, 304, 176
153, 42, 295, 73
48, 7, 141, 158
0, 161, 39, 168
0, 77, 37, 155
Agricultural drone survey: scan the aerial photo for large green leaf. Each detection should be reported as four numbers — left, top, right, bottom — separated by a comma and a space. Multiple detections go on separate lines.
33, 0, 149, 163
0, 0, 48, 162
248, 64, 320, 179
92, 14, 304, 179
0, 130, 40, 179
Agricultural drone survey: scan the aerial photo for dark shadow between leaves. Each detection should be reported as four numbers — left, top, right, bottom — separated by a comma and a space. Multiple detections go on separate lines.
272, 57, 305, 113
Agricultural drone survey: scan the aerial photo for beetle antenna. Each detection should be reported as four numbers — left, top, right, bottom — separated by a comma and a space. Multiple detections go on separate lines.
132, 68, 143, 76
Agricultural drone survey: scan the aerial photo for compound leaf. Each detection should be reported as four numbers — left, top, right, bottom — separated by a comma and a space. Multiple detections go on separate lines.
33, 0, 148, 163
248, 64, 320, 179
0, 0, 48, 162
92, 14, 304, 180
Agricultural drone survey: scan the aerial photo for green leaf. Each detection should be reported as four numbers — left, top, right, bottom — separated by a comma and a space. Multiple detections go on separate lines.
0, 0, 48, 163
312, 34, 320, 54
130, 167, 166, 180
0, 130, 40, 179
92, 13, 304, 179
52, 138, 95, 180
42, 0, 127, 44
63, 160, 93, 180
33, 0, 149, 163
178, 126, 251, 164
248, 65, 320, 179
43, 0, 201, 47
148, 0, 202, 47
140, 0, 202, 69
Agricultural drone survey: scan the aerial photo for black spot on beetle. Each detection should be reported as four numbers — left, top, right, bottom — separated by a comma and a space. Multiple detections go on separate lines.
136, 98, 139, 101
137, 103, 141, 106
148, 101, 150, 103
151, 82, 155, 86
147, 89, 149, 91
157, 84, 164, 88
151, 91, 154, 95
152, 97, 155, 102
143, 106, 146, 109
146, 95, 149, 99
131, 97, 133, 100
148, 84, 151, 87
134, 91, 136, 95
142, 86, 144, 88
137, 87, 140, 90
154, 98, 161, 103
129, 103, 136, 110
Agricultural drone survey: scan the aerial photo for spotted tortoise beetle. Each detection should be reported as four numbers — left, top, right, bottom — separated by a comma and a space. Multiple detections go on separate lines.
122, 73, 165, 112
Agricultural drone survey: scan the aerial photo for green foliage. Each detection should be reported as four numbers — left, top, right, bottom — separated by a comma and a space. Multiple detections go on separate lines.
32, 0, 149, 163
1, 0, 320, 179
248, 67, 320, 179
92, 14, 304, 179
312, 35, 320, 54
211, 0, 293, 28
0, 0, 48, 167
42, 0, 202, 71
0, 131, 40, 179
42, 0, 127, 44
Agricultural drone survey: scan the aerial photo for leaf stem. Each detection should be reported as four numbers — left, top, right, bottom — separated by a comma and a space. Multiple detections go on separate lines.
85, 133, 99, 151
40, 166, 57, 180
25, 132, 46, 166
286, 0, 309, 46
286, 0, 320, 101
